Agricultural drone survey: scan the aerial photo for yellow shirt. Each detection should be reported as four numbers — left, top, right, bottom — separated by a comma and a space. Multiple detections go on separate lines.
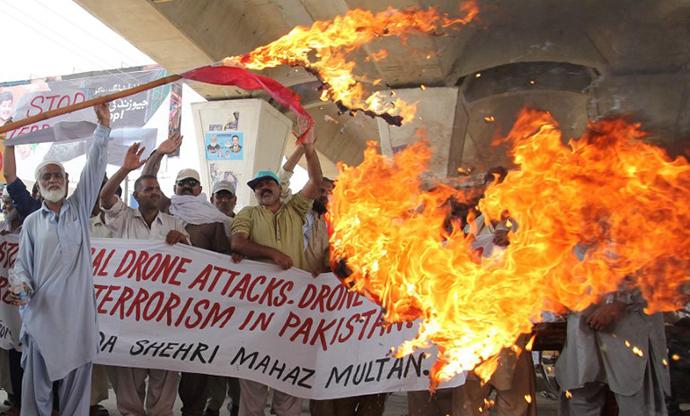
231, 191, 313, 271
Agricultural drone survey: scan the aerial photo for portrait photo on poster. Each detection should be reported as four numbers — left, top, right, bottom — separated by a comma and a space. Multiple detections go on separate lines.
209, 162, 239, 191
224, 111, 240, 130
205, 132, 243, 160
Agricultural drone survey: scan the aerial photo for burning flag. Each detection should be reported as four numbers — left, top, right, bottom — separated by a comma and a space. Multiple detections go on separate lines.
223, 2, 479, 126
328, 109, 690, 388
0, 4, 480, 144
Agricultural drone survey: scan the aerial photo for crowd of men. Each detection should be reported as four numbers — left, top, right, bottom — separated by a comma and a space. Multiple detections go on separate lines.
0, 103, 686, 416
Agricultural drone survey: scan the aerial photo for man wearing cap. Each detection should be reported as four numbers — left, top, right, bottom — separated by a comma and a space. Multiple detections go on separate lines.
100, 142, 190, 416
210, 180, 237, 237
205, 179, 241, 416
230, 141, 323, 416
10, 103, 112, 415
143, 135, 232, 416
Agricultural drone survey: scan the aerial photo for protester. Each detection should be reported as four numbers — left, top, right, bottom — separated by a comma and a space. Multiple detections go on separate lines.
3, 140, 42, 221
10, 103, 111, 415
0, 187, 23, 416
665, 308, 690, 416
2, 121, 45, 416
453, 332, 536, 416
450, 169, 536, 416
231, 140, 323, 416
210, 179, 237, 238
142, 134, 231, 416
278, 147, 334, 276
99, 142, 189, 416
278, 148, 386, 415
204, 376, 241, 416
211, 180, 237, 218
0, 189, 21, 235
407, 389, 453, 416
88, 176, 115, 416
204, 179, 242, 416
555, 246, 671, 416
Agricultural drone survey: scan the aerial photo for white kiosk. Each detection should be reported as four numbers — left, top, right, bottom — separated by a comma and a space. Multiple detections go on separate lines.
191, 99, 293, 209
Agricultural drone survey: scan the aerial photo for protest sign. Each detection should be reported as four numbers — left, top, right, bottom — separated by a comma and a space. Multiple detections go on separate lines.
0, 67, 169, 181
0, 235, 464, 399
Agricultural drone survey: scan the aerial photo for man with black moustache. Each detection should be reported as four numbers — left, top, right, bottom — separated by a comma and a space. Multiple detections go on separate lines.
100, 143, 190, 416
143, 135, 231, 416
230, 140, 323, 416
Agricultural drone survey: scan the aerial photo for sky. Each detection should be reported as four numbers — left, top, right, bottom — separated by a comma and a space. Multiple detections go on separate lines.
0, 0, 154, 82
0, 0, 308, 201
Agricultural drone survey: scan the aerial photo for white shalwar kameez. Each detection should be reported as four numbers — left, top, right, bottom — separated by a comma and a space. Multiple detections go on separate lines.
555, 250, 671, 416
14, 124, 110, 416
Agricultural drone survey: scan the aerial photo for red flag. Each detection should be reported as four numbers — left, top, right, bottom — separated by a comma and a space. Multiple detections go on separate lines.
181, 66, 314, 144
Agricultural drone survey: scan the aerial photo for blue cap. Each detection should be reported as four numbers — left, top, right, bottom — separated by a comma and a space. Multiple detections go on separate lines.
247, 170, 280, 190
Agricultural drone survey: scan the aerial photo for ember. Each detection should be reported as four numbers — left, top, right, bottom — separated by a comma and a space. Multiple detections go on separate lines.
328, 109, 690, 388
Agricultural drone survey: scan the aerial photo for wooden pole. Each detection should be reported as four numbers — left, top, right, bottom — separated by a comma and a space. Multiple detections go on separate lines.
0, 74, 182, 135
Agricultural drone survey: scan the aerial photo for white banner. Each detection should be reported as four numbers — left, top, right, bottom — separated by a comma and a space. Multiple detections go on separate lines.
0, 235, 464, 399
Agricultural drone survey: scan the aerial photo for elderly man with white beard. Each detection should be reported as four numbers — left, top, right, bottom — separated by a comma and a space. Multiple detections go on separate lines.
0, 189, 21, 234
10, 103, 112, 416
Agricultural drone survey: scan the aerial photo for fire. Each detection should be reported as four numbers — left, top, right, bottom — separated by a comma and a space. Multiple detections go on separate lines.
223, 3, 478, 123
328, 108, 690, 388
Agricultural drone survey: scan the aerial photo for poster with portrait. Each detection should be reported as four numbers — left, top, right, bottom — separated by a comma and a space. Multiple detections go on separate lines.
205, 132, 243, 161
209, 162, 239, 190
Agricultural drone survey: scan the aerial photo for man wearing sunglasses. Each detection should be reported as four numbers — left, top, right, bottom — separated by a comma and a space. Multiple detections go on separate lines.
143, 135, 232, 416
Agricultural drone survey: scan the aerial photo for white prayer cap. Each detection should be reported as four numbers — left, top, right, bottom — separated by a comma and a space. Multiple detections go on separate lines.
35, 161, 65, 181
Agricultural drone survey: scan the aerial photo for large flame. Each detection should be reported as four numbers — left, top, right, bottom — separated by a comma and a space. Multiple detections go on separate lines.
223, 3, 478, 123
328, 108, 690, 388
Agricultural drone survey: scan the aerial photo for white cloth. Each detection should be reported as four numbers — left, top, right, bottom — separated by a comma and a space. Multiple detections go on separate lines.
464, 214, 518, 258
555, 296, 671, 396
169, 193, 233, 227
239, 378, 301, 416
22, 335, 92, 416
14, 124, 110, 381
103, 197, 189, 241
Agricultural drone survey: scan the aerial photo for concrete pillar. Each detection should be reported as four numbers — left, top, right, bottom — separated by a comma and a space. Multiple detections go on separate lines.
377, 85, 591, 178
377, 87, 468, 178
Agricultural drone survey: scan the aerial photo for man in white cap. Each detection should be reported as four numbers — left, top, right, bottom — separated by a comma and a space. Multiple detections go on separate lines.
143, 135, 231, 416
210, 180, 237, 237
230, 140, 323, 416
10, 103, 112, 416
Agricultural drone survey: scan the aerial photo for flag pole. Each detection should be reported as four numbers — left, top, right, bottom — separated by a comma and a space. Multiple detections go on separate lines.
0, 74, 182, 135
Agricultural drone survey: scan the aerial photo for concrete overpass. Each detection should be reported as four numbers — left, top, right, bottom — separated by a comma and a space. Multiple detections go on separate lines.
75, 0, 690, 177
